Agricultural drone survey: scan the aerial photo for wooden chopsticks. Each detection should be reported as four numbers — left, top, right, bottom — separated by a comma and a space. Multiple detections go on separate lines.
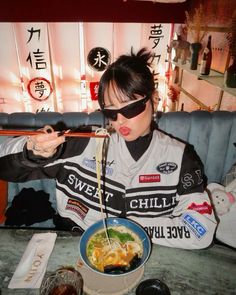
0, 129, 108, 138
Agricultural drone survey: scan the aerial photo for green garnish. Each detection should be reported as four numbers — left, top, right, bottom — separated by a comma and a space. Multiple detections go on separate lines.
107, 228, 134, 243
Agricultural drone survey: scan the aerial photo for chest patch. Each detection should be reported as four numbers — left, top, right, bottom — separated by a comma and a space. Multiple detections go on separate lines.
156, 162, 177, 174
139, 174, 161, 183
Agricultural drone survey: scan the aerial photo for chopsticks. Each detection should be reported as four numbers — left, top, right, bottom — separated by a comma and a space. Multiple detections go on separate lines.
0, 129, 108, 138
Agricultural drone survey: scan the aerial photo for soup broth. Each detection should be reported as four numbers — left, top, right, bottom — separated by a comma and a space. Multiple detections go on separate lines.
86, 225, 143, 272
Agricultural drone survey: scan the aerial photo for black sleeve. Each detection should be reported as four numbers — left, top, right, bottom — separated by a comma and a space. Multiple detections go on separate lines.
177, 144, 207, 195
0, 137, 90, 182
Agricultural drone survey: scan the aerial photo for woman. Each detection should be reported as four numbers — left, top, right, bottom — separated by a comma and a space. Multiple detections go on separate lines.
0, 48, 217, 249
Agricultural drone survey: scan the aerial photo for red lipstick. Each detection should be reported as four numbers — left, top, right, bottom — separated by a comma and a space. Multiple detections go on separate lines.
119, 126, 131, 136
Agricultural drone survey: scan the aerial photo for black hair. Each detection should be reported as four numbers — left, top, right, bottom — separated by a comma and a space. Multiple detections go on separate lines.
98, 47, 155, 109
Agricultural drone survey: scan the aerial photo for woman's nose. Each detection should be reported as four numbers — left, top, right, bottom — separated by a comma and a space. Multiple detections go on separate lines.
116, 113, 126, 124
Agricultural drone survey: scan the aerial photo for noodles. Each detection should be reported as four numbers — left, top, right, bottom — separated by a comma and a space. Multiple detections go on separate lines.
95, 127, 109, 218
95, 128, 111, 245
93, 129, 143, 274
86, 225, 143, 273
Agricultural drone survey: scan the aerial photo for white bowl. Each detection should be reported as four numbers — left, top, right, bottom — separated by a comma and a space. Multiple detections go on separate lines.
79, 217, 152, 277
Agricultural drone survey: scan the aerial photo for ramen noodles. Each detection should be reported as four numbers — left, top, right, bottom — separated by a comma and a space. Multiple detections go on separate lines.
86, 225, 143, 272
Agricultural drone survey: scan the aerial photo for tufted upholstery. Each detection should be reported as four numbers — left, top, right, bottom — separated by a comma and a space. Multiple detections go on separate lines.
157, 110, 236, 184
0, 110, 236, 227
0, 111, 106, 130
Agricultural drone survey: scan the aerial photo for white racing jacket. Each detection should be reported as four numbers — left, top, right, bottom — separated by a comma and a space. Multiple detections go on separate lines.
0, 129, 217, 249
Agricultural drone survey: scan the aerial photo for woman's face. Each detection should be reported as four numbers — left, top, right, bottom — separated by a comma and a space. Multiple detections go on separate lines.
103, 84, 153, 141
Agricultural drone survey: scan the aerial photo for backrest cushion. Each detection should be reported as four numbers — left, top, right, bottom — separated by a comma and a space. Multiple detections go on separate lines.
157, 110, 236, 184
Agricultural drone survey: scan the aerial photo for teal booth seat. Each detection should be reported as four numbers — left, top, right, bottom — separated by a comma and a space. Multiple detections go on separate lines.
0, 110, 235, 227
157, 110, 236, 184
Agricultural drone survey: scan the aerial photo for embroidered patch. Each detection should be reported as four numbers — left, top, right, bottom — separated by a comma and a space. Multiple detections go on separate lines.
156, 162, 177, 174
182, 213, 207, 239
82, 157, 113, 176
66, 198, 89, 220
139, 174, 161, 183
188, 202, 212, 215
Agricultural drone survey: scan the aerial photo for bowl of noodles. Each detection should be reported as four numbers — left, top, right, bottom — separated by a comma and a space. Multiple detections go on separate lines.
79, 217, 151, 277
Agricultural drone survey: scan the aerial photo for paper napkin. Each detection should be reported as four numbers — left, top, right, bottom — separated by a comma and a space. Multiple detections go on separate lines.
8, 232, 57, 289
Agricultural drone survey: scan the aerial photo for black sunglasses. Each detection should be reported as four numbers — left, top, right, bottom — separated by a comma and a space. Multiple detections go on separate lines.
102, 96, 149, 121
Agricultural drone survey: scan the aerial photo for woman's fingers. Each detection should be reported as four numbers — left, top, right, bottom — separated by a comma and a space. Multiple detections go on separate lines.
27, 129, 66, 157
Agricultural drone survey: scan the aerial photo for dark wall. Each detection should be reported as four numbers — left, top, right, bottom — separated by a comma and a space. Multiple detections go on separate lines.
0, 0, 190, 23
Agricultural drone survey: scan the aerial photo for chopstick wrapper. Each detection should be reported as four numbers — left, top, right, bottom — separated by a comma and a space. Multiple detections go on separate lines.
8, 232, 57, 289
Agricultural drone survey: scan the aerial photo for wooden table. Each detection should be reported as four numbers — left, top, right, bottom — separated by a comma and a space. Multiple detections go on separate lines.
0, 228, 236, 295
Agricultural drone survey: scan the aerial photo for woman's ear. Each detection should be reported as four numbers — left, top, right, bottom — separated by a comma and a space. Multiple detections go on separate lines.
151, 90, 160, 112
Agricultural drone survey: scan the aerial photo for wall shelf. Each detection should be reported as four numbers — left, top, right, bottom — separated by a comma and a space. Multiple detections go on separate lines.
168, 59, 236, 110
171, 61, 236, 97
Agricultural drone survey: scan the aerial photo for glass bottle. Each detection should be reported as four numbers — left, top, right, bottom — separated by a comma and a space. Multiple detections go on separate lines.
225, 57, 236, 88
190, 42, 202, 70
200, 35, 212, 75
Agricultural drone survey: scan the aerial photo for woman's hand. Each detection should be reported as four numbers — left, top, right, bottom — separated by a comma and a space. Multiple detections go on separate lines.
26, 125, 66, 158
